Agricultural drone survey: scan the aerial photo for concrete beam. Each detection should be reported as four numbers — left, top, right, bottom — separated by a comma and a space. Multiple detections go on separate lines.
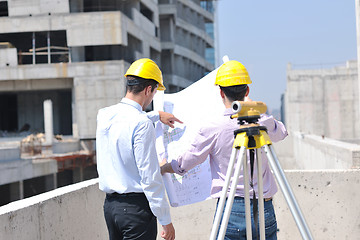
0, 147, 20, 162
0, 159, 57, 186
0, 61, 124, 81
8, 0, 70, 17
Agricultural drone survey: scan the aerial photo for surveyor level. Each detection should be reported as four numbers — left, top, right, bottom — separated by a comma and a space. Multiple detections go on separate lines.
209, 101, 313, 240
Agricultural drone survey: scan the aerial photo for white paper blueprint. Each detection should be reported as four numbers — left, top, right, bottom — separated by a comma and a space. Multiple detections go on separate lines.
153, 68, 225, 207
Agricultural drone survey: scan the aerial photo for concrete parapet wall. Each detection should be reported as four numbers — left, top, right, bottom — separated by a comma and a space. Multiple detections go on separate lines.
1, 170, 359, 240
292, 131, 360, 169
0, 147, 20, 162
0, 179, 107, 240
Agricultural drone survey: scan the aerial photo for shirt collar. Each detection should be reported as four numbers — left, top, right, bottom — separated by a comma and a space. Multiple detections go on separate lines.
224, 108, 233, 116
121, 98, 143, 112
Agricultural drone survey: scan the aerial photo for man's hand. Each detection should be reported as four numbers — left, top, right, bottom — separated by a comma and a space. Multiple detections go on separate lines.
160, 158, 167, 167
159, 111, 183, 128
161, 161, 175, 175
161, 223, 175, 240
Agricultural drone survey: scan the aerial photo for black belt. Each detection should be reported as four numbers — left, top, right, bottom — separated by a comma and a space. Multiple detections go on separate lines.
233, 196, 273, 202
107, 192, 145, 198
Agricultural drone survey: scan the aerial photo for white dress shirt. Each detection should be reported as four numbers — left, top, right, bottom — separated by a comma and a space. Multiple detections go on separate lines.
96, 98, 171, 225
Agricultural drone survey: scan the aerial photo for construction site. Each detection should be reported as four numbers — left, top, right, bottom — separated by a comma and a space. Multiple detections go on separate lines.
0, 0, 216, 207
0, 0, 360, 240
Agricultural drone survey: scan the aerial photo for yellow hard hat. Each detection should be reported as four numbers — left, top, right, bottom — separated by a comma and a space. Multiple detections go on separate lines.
215, 60, 252, 87
125, 58, 166, 91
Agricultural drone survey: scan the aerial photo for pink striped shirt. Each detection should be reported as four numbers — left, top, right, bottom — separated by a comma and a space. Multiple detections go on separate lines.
171, 108, 288, 199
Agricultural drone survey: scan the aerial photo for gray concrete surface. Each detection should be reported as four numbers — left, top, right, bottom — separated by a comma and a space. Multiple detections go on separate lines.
285, 60, 359, 141
275, 132, 360, 170
0, 179, 107, 240
0, 170, 359, 240
0, 158, 57, 186
274, 170, 360, 240
0, 146, 20, 162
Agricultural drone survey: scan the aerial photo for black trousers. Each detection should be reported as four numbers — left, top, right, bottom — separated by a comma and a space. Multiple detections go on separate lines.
103, 193, 157, 240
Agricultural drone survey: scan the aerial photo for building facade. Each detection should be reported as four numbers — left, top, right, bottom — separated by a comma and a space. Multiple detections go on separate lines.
0, 0, 216, 139
284, 61, 359, 142
0, 0, 217, 206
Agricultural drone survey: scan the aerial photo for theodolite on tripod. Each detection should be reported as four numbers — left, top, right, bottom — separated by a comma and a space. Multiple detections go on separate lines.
209, 101, 313, 240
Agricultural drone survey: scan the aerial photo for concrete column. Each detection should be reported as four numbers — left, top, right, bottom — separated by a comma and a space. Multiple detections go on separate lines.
19, 180, 24, 200
44, 174, 56, 191
73, 167, 84, 183
72, 87, 79, 138
43, 99, 53, 146
32, 32, 36, 64
53, 173, 57, 189
356, 0, 360, 131
9, 182, 20, 202
47, 31, 51, 64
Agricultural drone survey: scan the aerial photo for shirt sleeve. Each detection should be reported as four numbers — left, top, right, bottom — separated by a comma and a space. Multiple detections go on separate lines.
146, 111, 160, 123
133, 119, 171, 225
259, 114, 288, 142
171, 127, 217, 175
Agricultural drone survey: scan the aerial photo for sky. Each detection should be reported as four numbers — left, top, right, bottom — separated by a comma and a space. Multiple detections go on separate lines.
217, 0, 358, 111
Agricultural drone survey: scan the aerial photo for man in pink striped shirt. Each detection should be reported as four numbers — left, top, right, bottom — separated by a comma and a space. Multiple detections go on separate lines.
161, 60, 288, 240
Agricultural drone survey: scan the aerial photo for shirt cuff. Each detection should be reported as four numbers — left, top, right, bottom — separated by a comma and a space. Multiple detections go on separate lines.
171, 159, 187, 176
146, 111, 160, 123
158, 214, 172, 226
259, 114, 276, 132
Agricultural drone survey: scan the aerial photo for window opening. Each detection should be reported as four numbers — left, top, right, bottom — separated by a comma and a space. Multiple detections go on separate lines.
0, 1, 8, 17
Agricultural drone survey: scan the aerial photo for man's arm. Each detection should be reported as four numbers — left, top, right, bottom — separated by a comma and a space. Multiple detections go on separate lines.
161, 161, 175, 175
259, 114, 288, 142
146, 111, 183, 128
162, 127, 216, 176
133, 120, 174, 234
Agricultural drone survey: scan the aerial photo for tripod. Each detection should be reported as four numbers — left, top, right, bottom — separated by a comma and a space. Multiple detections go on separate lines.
209, 101, 313, 240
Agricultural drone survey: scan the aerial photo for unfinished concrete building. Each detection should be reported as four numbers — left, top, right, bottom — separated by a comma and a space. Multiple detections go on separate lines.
284, 61, 359, 142
0, 0, 216, 206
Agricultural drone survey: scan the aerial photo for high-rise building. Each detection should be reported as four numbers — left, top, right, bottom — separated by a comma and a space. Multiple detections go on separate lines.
158, 0, 216, 92
0, 0, 216, 139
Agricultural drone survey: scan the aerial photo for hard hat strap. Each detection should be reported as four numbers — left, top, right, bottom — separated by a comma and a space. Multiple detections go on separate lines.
127, 79, 143, 86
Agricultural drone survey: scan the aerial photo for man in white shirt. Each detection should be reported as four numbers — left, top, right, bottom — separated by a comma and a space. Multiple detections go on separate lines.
97, 58, 181, 240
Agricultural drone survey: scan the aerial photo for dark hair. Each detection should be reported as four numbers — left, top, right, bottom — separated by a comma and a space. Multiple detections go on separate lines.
220, 84, 248, 102
126, 76, 158, 94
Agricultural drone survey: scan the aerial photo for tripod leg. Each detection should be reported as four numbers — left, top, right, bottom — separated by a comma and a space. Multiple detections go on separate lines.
264, 145, 313, 240
209, 147, 242, 240
256, 149, 266, 240
242, 149, 252, 240
218, 146, 251, 240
